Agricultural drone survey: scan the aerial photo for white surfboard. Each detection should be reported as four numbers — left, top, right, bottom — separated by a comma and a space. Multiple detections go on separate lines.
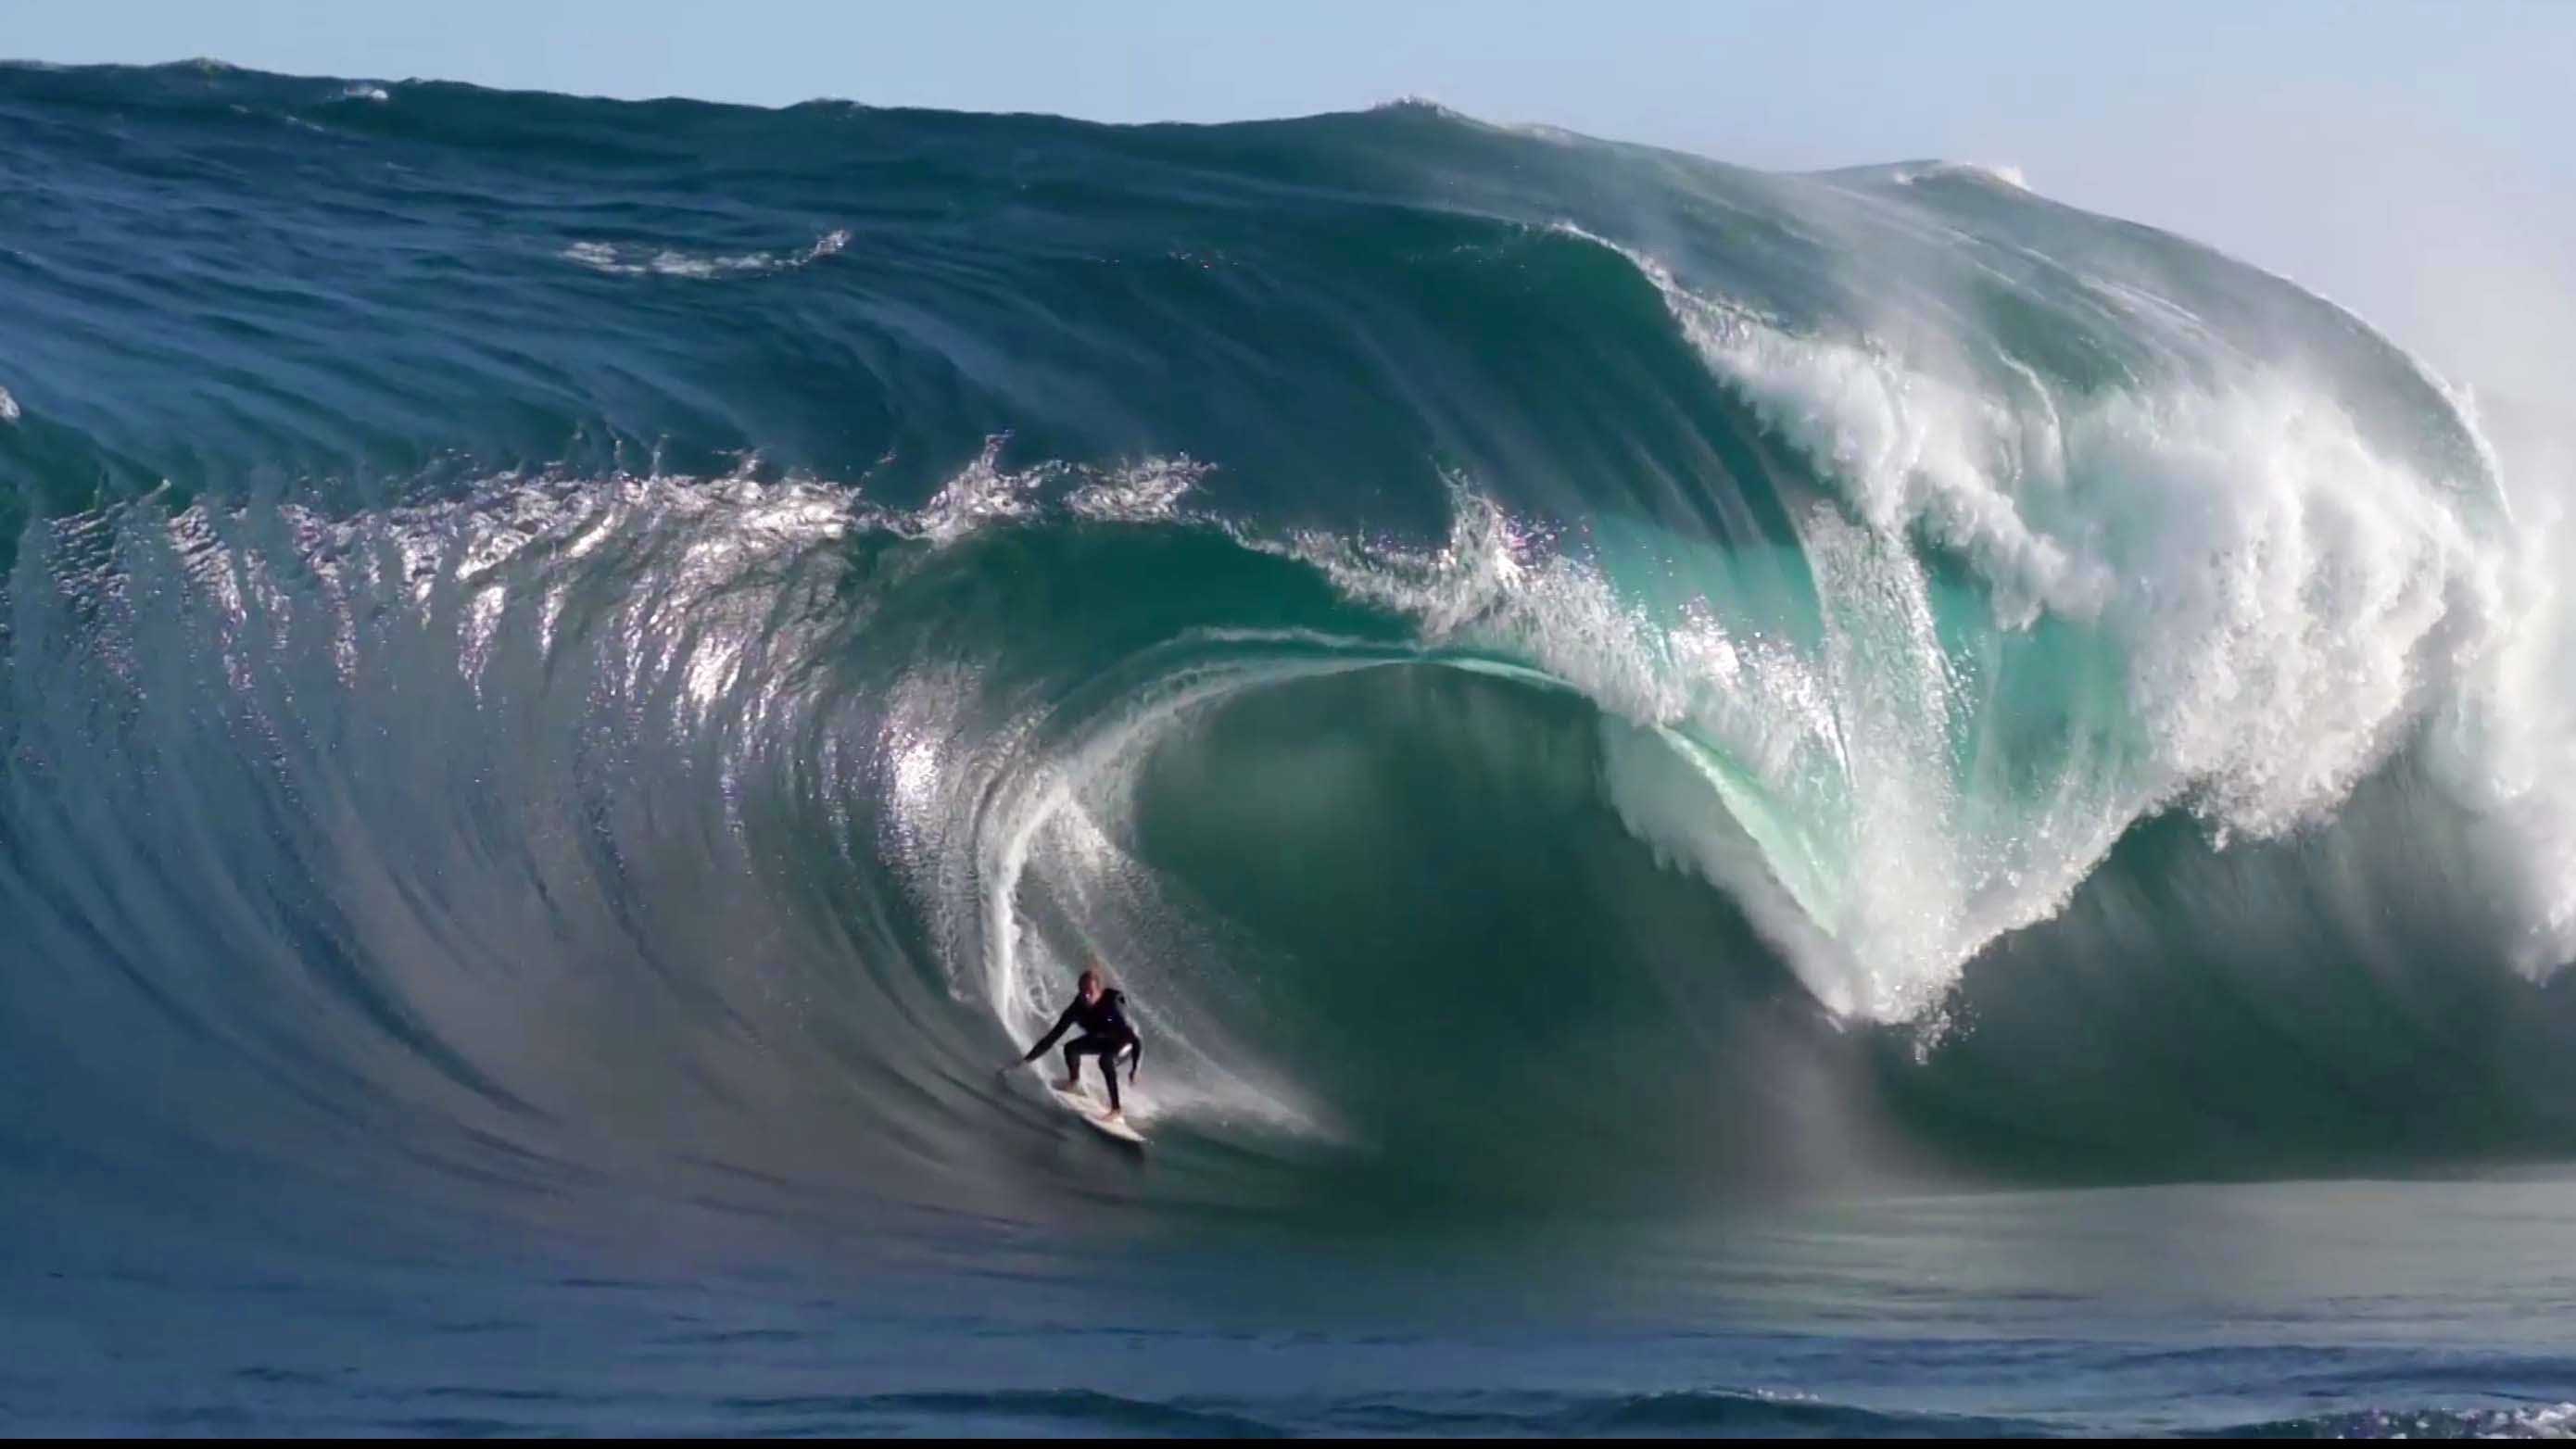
1046, 1084, 1147, 1145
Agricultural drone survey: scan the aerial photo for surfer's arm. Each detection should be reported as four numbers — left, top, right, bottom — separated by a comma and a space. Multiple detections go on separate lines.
1019, 1002, 1079, 1063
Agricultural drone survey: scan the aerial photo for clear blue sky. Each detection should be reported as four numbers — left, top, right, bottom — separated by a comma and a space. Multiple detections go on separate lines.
14, 1, 2575, 393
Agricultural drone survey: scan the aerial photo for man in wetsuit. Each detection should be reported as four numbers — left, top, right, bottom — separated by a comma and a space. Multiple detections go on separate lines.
1013, 964, 1143, 1120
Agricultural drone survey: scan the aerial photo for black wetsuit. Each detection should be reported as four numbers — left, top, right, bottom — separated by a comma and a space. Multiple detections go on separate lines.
1023, 989, 1143, 1111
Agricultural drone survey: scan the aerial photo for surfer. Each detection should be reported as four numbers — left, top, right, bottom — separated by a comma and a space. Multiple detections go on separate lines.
1011, 964, 1143, 1119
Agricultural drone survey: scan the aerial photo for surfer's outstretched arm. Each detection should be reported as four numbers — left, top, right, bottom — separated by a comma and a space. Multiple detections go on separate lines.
1017, 1001, 1080, 1064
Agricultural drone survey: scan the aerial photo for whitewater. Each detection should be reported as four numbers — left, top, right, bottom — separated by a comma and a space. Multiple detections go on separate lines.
3, 59, 2572, 1436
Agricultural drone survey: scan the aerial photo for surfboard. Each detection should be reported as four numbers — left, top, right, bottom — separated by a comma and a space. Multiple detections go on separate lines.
1046, 1084, 1147, 1145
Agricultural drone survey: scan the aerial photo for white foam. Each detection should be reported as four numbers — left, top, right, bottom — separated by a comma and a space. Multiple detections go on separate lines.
910, 437, 1059, 542
2431, 408, 2576, 974
1269, 229, 2545, 1017
1891, 160, 2031, 192
2330, 1402, 2576, 1439
560, 228, 851, 280
1067, 455, 1206, 523
898, 440, 1207, 542
1614, 232, 2547, 1003
1617, 240, 2109, 630
0, 384, 18, 423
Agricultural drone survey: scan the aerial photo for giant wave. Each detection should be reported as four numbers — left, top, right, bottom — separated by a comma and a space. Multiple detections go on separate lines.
4, 62, 2574, 1239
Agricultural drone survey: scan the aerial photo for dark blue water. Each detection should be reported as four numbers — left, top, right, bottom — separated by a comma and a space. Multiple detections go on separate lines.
4, 59, 2574, 1435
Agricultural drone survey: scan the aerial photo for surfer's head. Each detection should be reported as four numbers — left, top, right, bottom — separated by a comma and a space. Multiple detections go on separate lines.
1078, 967, 1103, 1002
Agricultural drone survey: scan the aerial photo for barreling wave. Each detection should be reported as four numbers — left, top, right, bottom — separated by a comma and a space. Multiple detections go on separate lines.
4, 60, 2575, 1235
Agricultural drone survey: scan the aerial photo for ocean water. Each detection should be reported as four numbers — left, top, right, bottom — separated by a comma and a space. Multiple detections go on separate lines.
4, 59, 2574, 1436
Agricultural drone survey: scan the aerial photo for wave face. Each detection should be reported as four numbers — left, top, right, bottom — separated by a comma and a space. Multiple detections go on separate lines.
5, 60, 2576, 1236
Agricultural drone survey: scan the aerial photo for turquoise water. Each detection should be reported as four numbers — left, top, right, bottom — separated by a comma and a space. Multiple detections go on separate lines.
3, 59, 2573, 1435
